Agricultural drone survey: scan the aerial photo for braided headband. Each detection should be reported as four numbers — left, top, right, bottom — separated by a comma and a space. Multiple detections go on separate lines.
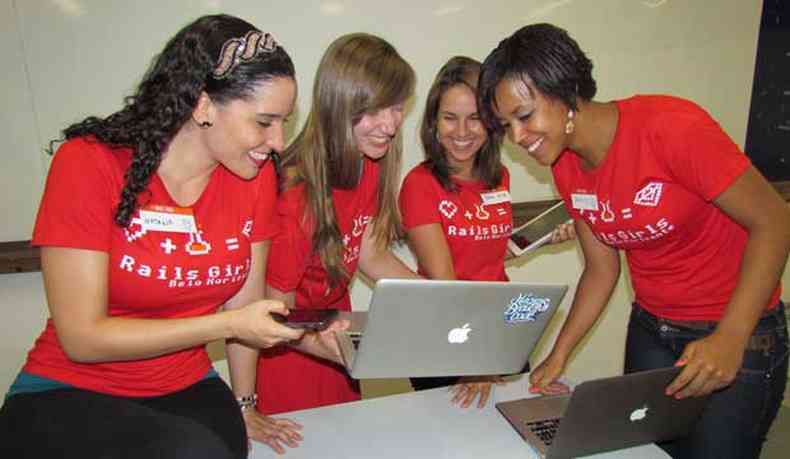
212, 30, 278, 80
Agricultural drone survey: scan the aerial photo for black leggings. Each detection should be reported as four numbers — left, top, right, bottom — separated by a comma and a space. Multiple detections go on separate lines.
0, 377, 247, 459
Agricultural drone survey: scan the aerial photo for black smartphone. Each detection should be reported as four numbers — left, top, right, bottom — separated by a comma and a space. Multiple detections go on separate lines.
271, 309, 339, 331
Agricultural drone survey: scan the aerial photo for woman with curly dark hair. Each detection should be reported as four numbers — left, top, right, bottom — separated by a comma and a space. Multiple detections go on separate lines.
0, 14, 309, 459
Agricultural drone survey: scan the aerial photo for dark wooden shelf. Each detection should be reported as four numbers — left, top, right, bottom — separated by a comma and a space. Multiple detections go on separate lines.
1, 181, 787, 275
0, 241, 40, 274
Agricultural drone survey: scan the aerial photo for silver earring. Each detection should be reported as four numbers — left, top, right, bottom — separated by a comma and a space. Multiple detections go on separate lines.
565, 109, 575, 134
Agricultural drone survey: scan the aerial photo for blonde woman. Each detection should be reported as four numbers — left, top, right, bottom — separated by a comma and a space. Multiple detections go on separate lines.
228, 33, 419, 453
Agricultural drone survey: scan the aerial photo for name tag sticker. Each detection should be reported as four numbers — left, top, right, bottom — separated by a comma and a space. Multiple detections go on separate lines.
481, 190, 511, 206
571, 193, 598, 211
139, 205, 197, 234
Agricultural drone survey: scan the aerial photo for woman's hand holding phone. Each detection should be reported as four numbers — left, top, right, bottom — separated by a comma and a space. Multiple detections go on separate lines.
229, 300, 305, 348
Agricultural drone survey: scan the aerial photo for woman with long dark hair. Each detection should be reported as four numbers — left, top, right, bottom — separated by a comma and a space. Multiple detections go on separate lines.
399, 56, 510, 406
0, 14, 305, 459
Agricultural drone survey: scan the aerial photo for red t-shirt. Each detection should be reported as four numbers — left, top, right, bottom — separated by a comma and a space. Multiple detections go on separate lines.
26, 137, 278, 397
399, 163, 511, 281
552, 95, 781, 321
257, 158, 381, 414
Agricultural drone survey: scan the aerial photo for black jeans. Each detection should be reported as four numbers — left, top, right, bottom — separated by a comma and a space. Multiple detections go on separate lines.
0, 376, 247, 459
625, 303, 789, 459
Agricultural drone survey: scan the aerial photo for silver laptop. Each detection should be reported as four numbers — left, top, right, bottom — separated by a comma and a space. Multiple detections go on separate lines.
335, 279, 567, 379
496, 367, 709, 458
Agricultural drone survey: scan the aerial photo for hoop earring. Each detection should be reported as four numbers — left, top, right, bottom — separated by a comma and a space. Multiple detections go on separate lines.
565, 109, 575, 135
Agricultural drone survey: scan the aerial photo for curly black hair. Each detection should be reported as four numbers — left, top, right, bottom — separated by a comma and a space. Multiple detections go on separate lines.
54, 14, 295, 226
478, 23, 596, 135
420, 56, 503, 192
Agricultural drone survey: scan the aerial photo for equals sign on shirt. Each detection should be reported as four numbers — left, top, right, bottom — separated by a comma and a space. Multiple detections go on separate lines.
226, 238, 240, 251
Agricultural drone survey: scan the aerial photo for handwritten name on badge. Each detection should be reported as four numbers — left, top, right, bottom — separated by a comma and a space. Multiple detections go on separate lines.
139, 205, 197, 234
481, 190, 511, 206
571, 193, 598, 211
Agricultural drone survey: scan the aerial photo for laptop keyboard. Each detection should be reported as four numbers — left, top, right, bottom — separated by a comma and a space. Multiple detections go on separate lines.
526, 418, 561, 445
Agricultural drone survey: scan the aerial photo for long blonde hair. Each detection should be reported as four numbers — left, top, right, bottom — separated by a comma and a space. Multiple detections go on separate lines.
282, 33, 415, 284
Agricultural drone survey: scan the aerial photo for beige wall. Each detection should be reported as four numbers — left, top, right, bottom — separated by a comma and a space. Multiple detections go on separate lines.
1, 0, 783, 393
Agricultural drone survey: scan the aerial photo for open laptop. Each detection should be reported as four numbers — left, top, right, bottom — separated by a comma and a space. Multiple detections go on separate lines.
496, 367, 709, 458
335, 279, 568, 379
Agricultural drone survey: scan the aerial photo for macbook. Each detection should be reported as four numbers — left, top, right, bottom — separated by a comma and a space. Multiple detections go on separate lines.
336, 279, 568, 379
496, 367, 709, 458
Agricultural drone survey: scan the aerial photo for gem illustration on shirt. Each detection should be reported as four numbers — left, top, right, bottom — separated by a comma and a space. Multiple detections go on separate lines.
185, 231, 212, 256
634, 182, 664, 207
242, 220, 253, 239
474, 204, 490, 221
600, 200, 616, 223
439, 200, 459, 219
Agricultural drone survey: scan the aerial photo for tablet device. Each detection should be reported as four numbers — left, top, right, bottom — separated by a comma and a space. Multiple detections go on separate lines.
508, 201, 571, 256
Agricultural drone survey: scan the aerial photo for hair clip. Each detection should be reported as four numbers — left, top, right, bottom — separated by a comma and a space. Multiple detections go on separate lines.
212, 30, 278, 80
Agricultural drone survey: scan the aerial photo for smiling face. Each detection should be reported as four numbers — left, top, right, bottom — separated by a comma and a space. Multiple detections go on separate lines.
204, 76, 296, 179
436, 84, 487, 177
353, 102, 405, 160
493, 77, 571, 167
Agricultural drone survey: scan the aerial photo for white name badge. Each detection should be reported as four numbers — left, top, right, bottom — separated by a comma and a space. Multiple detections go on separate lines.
139, 205, 197, 234
571, 193, 599, 211
481, 190, 512, 206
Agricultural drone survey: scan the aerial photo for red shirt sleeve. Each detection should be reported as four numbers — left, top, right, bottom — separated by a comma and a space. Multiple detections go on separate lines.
265, 185, 311, 293
652, 101, 750, 202
32, 138, 119, 251
399, 165, 442, 229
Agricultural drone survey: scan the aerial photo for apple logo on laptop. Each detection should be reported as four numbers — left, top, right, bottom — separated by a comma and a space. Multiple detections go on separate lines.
448, 323, 472, 343
629, 406, 649, 422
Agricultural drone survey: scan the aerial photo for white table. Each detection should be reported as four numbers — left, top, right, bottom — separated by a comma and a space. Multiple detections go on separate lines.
249, 375, 670, 458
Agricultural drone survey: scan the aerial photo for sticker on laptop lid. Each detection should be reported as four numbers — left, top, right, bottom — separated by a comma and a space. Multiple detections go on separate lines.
504, 293, 551, 323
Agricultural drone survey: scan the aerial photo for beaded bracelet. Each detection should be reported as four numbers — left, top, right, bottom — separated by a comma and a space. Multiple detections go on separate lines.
237, 394, 257, 411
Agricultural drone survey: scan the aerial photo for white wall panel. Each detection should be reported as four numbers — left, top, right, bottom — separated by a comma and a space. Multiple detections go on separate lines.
0, 0, 771, 391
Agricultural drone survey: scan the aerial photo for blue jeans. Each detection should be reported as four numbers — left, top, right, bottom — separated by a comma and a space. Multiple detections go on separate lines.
625, 303, 789, 459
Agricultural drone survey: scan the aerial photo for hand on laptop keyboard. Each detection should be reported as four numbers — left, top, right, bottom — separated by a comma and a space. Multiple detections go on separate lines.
529, 355, 571, 396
